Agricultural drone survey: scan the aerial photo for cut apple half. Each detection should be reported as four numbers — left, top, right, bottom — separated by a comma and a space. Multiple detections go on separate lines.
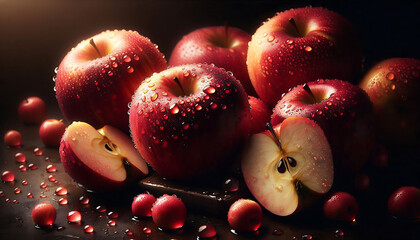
241, 116, 333, 216
60, 122, 148, 191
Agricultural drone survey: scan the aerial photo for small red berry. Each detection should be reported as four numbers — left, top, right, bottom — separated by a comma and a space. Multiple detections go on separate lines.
132, 193, 156, 217
32, 202, 56, 226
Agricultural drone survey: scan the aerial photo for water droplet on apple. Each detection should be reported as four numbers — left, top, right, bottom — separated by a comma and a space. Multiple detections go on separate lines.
151, 93, 158, 101
286, 39, 294, 45
127, 66, 134, 73
40, 182, 47, 189
204, 86, 216, 94
195, 105, 202, 111
304, 46, 312, 52
386, 72, 395, 81
170, 104, 179, 114
123, 55, 131, 62
54, 67, 59, 74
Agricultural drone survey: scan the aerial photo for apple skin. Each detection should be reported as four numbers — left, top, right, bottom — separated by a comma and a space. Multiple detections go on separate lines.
247, 96, 272, 135
39, 119, 66, 147
55, 30, 167, 132
4, 130, 22, 147
247, 7, 362, 107
129, 64, 250, 180
323, 192, 358, 222
169, 26, 255, 96
360, 58, 420, 146
271, 79, 374, 174
228, 199, 263, 232
32, 202, 56, 226
132, 193, 156, 217
388, 186, 420, 220
18, 96, 47, 124
151, 195, 186, 230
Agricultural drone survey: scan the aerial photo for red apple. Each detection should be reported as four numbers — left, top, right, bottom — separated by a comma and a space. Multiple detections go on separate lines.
227, 199, 263, 232
4, 130, 22, 147
242, 117, 333, 216
247, 7, 362, 107
32, 202, 56, 226
271, 79, 374, 174
247, 96, 271, 135
388, 186, 420, 220
151, 195, 186, 230
132, 193, 156, 217
59, 121, 148, 191
360, 58, 420, 146
55, 30, 167, 132
169, 26, 255, 96
39, 119, 66, 147
18, 96, 47, 124
323, 192, 358, 222
129, 64, 250, 180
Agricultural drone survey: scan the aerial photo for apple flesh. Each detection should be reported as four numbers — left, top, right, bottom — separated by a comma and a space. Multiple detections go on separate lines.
55, 30, 167, 132
241, 116, 333, 216
59, 121, 148, 191
360, 58, 420, 146
169, 26, 255, 96
129, 64, 250, 180
247, 7, 362, 107
271, 79, 374, 174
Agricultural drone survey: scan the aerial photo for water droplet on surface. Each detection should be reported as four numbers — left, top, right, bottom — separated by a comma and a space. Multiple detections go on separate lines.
55, 187, 68, 196
198, 224, 216, 238
14, 153, 26, 163
84, 225, 94, 233
2, 171, 15, 182
27, 193, 33, 198
40, 182, 47, 189
335, 229, 344, 237
223, 178, 239, 192
195, 105, 202, 111
19, 165, 27, 172
46, 165, 57, 173
40, 194, 47, 198
302, 234, 313, 240
22, 180, 28, 185
59, 198, 68, 205
79, 196, 89, 205
151, 93, 158, 101
125, 229, 133, 236
48, 175, 56, 182
67, 211, 81, 223
14, 188, 21, 194
143, 227, 151, 234
267, 35, 275, 42
28, 163, 38, 170
34, 148, 43, 156
108, 220, 116, 227
272, 229, 284, 235
96, 205, 106, 212
107, 211, 118, 219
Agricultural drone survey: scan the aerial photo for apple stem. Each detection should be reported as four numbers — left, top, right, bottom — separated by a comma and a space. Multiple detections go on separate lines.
89, 39, 102, 58
173, 77, 185, 96
266, 122, 283, 152
303, 83, 317, 103
288, 18, 301, 36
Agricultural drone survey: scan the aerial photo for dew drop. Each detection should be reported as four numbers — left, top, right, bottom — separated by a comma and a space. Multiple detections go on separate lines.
123, 55, 131, 62
143, 227, 151, 234
46, 165, 57, 173
272, 229, 284, 235
386, 72, 395, 81
22, 180, 28, 185
125, 229, 133, 236
170, 104, 179, 114
151, 93, 158, 101
14, 153, 26, 163
210, 103, 217, 109
27, 193, 33, 198
48, 175, 56, 182
67, 211, 81, 223
267, 35, 275, 42
286, 39, 294, 45
84, 225, 94, 233
335, 229, 344, 237
59, 198, 68, 205
195, 105, 202, 111
79, 196, 89, 205
203, 86, 216, 94
14, 188, 21, 194
96, 205, 106, 212
40, 182, 47, 189
198, 224, 216, 238
34, 148, 43, 156
107, 211, 118, 219
19, 165, 27, 172
302, 234, 313, 240
55, 187, 68, 196
108, 220, 116, 227
127, 66, 134, 73
304, 46, 312, 52
2, 171, 15, 182
28, 163, 38, 170
223, 178, 239, 192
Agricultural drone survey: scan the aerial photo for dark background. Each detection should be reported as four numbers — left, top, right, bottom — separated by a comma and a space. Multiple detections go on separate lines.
0, 0, 419, 121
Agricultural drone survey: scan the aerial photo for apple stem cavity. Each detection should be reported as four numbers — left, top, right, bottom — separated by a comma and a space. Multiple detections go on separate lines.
266, 122, 283, 152
173, 77, 185, 96
288, 18, 302, 37
303, 83, 317, 103
89, 39, 103, 58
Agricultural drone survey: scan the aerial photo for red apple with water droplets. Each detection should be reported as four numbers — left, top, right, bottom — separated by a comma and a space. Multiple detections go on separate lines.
169, 26, 255, 96
247, 7, 362, 107
32, 202, 56, 226
242, 117, 333, 216
129, 64, 250, 180
388, 186, 420, 220
228, 199, 263, 232
360, 58, 420, 146
18, 96, 47, 124
55, 30, 167, 132
271, 79, 374, 174
132, 193, 156, 217
151, 195, 186, 230
247, 96, 272, 135
39, 119, 66, 147
323, 192, 358, 222
59, 121, 148, 191
4, 130, 22, 147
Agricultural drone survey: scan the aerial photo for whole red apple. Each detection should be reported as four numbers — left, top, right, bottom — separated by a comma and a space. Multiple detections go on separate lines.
4, 130, 22, 147
247, 7, 362, 107
32, 202, 56, 226
55, 30, 167, 132
129, 64, 250, 180
18, 96, 47, 124
271, 79, 374, 174
169, 26, 255, 96
360, 58, 420, 146
247, 96, 271, 135
228, 199, 263, 232
59, 121, 148, 191
323, 192, 358, 222
39, 119, 66, 147
151, 195, 186, 230
388, 186, 420, 220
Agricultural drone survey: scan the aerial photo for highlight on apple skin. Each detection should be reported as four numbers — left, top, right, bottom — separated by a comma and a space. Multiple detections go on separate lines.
59, 121, 149, 192
55, 30, 168, 132
169, 26, 255, 96
129, 63, 251, 180
247, 7, 362, 107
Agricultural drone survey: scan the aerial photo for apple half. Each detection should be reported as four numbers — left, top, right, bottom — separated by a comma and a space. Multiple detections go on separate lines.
241, 116, 333, 216
59, 122, 148, 191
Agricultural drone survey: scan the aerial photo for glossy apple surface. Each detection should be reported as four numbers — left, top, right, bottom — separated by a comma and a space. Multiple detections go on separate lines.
360, 58, 420, 146
323, 192, 358, 222
271, 79, 374, 174
247, 7, 362, 107
32, 202, 56, 226
151, 195, 186, 230
228, 199, 263, 232
4, 130, 22, 147
388, 186, 420, 220
59, 122, 148, 191
169, 26, 255, 95
129, 64, 250, 180
39, 119, 66, 147
55, 30, 167, 131
18, 96, 47, 124
247, 96, 271, 135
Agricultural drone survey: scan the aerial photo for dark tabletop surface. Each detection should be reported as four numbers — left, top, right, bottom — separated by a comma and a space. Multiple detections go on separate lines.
0, 0, 419, 239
